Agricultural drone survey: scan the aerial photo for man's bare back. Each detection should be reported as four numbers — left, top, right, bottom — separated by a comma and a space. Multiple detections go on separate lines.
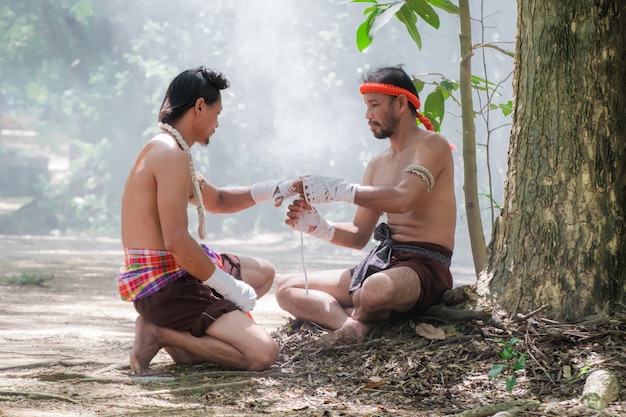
122, 134, 188, 251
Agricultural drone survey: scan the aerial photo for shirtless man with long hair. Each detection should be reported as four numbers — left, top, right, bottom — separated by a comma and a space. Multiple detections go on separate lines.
119, 67, 295, 373
276, 65, 456, 343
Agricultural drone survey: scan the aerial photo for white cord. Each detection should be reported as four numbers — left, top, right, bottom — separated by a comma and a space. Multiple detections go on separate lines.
300, 231, 309, 295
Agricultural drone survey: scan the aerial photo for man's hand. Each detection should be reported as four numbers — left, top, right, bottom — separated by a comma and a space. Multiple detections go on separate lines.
204, 268, 257, 313
273, 180, 299, 207
286, 199, 334, 242
251, 179, 299, 207
302, 175, 359, 204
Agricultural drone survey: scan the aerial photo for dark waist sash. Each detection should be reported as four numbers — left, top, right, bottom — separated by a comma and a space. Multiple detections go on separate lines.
349, 223, 452, 293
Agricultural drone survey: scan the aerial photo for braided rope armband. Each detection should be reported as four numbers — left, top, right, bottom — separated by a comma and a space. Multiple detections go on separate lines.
403, 164, 434, 191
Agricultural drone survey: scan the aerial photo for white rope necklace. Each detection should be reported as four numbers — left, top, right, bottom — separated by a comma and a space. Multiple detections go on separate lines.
158, 122, 207, 240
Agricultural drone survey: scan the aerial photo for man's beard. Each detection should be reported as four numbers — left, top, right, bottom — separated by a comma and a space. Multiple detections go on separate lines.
372, 112, 399, 139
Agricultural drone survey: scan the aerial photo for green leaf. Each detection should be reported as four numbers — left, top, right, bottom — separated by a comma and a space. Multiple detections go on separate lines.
406, 0, 440, 29
508, 337, 521, 346
470, 74, 498, 88
370, 2, 405, 37
356, 7, 381, 51
440, 79, 458, 91
435, 84, 450, 100
513, 355, 527, 371
424, 87, 445, 124
480, 193, 501, 209
396, 5, 422, 49
505, 376, 517, 392
351, 0, 377, 3
356, 20, 373, 51
499, 101, 513, 116
427, 0, 460, 14
501, 346, 514, 360
489, 364, 506, 379
412, 78, 425, 94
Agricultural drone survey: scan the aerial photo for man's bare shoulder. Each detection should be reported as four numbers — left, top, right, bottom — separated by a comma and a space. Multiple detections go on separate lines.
419, 130, 452, 151
144, 133, 181, 153
140, 134, 188, 165
407, 131, 453, 164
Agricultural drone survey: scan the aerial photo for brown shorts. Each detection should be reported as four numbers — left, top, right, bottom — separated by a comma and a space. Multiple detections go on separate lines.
133, 254, 242, 337
350, 243, 453, 315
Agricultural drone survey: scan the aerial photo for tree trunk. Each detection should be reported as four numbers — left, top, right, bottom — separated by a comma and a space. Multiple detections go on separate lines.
459, 0, 487, 276
479, 0, 626, 321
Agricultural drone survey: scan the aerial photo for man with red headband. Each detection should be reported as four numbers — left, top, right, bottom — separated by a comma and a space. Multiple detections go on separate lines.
276, 66, 456, 343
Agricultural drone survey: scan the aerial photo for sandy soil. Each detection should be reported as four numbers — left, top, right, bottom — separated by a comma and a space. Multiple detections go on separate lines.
0, 232, 475, 416
0, 234, 624, 417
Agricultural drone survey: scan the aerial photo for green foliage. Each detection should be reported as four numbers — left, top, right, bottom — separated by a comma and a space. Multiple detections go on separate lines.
479, 193, 501, 210
490, 100, 513, 117
488, 337, 529, 393
7, 272, 54, 286
354, 0, 458, 52
352, 1, 512, 133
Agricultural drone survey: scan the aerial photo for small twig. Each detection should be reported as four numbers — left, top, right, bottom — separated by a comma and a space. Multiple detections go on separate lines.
514, 304, 550, 323
472, 42, 515, 57
524, 330, 554, 384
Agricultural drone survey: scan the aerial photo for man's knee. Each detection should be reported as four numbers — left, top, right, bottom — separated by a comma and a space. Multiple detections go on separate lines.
359, 274, 395, 310
247, 340, 279, 371
274, 274, 296, 309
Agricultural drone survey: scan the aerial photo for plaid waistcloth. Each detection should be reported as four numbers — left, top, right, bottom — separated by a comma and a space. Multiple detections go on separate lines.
117, 244, 223, 302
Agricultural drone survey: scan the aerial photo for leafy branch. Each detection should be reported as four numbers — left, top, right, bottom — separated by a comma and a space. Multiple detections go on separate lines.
488, 337, 529, 392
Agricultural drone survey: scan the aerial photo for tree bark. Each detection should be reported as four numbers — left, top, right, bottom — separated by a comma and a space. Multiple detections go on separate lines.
479, 0, 626, 321
459, 0, 487, 276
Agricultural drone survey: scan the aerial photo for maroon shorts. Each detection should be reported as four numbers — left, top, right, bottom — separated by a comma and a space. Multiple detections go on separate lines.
133, 254, 242, 337
350, 243, 453, 315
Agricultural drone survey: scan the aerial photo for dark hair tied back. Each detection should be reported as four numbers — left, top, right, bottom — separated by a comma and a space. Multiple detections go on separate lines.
158, 66, 230, 124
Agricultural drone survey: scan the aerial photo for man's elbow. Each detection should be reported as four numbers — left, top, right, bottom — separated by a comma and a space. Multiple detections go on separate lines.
351, 235, 372, 250
163, 230, 190, 253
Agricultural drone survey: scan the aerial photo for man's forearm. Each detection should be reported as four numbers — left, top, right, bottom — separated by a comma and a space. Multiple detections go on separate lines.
352, 185, 410, 214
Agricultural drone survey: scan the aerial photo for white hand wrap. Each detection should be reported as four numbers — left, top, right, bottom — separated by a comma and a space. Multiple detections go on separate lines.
250, 180, 297, 206
302, 175, 359, 204
291, 206, 335, 242
203, 267, 257, 313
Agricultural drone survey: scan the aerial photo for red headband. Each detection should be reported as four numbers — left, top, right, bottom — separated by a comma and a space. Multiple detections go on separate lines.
359, 82, 434, 131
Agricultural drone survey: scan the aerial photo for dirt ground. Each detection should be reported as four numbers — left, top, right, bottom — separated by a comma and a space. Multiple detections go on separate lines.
0, 233, 623, 417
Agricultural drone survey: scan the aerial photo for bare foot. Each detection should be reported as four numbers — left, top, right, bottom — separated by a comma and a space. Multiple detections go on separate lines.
316, 318, 372, 347
335, 317, 372, 344
130, 316, 162, 375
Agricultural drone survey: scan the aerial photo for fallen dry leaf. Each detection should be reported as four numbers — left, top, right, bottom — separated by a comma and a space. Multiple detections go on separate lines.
415, 322, 446, 340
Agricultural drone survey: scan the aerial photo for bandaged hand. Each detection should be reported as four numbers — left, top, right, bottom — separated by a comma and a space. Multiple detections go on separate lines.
288, 200, 335, 242
203, 267, 256, 313
250, 180, 298, 207
302, 175, 359, 204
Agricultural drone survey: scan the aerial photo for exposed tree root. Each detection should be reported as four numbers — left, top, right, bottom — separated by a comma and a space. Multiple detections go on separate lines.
129, 379, 256, 397
454, 399, 539, 417
0, 390, 78, 403
421, 303, 506, 329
